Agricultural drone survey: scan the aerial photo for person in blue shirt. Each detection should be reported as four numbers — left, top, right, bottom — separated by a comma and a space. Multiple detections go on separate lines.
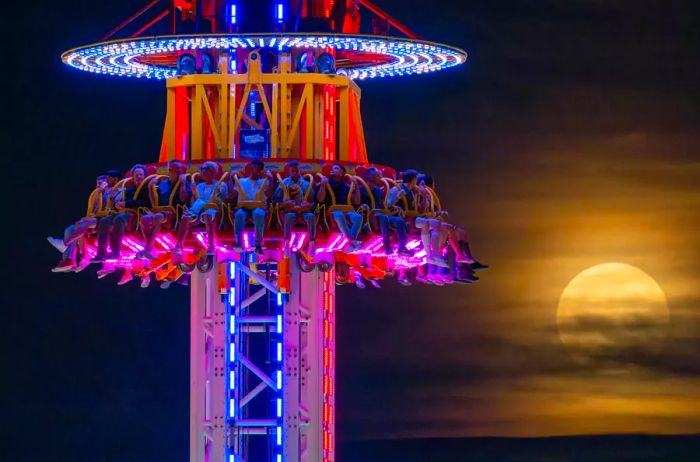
316, 163, 362, 249
95, 164, 148, 261
273, 160, 317, 253
361, 167, 412, 256
50, 174, 112, 272
137, 160, 191, 259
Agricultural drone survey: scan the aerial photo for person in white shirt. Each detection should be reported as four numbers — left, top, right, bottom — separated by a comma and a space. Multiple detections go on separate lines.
230, 159, 273, 254
174, 161, 228, 255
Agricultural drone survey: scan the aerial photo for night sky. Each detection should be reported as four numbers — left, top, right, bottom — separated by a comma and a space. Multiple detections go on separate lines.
4, 1, 700, 460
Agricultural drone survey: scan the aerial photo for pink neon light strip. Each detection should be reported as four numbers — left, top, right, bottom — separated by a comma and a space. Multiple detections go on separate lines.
161, 233, 177, 248
294, 233, 307, 252
406, 238, 421, 250
195, 232, 207, 247
243, 233, 250, 250
361, 236, 381, 250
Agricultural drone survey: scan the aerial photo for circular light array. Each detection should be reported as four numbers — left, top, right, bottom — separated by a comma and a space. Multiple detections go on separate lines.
61, 33, 466, 80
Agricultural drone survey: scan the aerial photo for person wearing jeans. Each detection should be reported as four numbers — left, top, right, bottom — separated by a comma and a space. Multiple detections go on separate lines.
230, 159, 273, 254
316, 163, 362, 249
273, 160, 317, 253
361, 167, 411, 255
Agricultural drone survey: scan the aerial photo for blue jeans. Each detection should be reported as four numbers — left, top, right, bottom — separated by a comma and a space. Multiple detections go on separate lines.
234, 208, 266, 246
375, 213, 408, 253
63, 224, 76, 259
331, 211, 362, 241
96, 212, 132, 257
283, 212, 317, 241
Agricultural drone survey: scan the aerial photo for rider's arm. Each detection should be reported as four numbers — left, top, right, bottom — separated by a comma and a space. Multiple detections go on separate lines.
386, 186, 401, 208
350, 179, 361, 206
316, 177, 328, 203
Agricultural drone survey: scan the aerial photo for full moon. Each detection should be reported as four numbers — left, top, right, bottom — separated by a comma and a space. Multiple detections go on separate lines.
557, 263, 669, 365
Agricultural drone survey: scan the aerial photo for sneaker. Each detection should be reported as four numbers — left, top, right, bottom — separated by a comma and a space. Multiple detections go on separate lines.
140, 275, 151, 288
47, 236, 67, 253
207, 246, 216, 256
456, 255, 476, 264
369, 279, 381, 289
170, 247, 183, 256
105, 252, 121, 261
455, 268, 478, 283
398, 274, 412, 286
397, 247, 414, 257
353, 274, 366, 289
307, 241, 315, 256
471, 261, 489, 271
428, 256, 450, 268
160, 280, 172, 289
415, 273, 430, 284
176, 275, 190, 287
75, 257, 92, 273
254, 244, 264, 255
136, 250, 157, 260
97, 267, 115, 279
233, 245, 244, 253
52, 258, 76, 273
427, 274, 445, 286
117, 271, 134, 285
92, 253, 107, 263
348, 240, 363, 251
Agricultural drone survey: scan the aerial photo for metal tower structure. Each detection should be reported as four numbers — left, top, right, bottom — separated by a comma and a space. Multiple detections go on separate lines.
56, 2, 474, 461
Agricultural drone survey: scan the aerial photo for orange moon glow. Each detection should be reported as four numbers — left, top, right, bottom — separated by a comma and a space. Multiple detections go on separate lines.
557, 263, 669, 364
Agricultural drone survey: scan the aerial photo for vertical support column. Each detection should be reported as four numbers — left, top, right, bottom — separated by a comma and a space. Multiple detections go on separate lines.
191, 84, 204, 160
190, 260, 226, 462
321, 270, 335, 462
338, 86, 349, 162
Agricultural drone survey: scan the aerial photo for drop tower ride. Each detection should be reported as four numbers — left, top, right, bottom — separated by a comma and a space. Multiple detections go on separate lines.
59, 1, 469, 461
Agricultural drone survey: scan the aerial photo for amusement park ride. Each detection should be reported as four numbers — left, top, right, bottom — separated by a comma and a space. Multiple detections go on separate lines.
55, 1, 482, 461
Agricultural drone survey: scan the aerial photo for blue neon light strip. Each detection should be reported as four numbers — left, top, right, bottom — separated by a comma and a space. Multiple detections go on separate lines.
276, 398, 282, 417
277, 342, 282, 362
62, 34, 466, 80
230, 4, 237, 25
277, 315, 283, 334
276, 3, 284, 23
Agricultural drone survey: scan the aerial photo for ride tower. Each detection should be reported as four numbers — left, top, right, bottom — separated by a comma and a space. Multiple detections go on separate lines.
59, 1, 470, 461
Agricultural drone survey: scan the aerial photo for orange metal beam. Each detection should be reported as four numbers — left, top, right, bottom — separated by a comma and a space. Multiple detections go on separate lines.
357, 0, 419, 39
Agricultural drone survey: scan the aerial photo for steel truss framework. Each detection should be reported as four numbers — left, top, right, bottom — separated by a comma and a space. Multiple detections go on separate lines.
191, 256, 335, 462
160, 54, 367, 164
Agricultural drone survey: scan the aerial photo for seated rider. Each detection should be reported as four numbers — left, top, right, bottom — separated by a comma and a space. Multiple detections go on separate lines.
174, 161, 228, 256
95, 165, 149, 261
273, 160, 317, 253
316, 163, 362, 249
51, 173, 111, 272
137, 160, 191, 260
361, 167, 412, 256
230, 158, 274, 255
386, 169, 422, 257
414, 174, 487, 282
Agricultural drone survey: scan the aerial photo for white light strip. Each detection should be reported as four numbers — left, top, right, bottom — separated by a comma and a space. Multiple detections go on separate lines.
62, 34, 466, 80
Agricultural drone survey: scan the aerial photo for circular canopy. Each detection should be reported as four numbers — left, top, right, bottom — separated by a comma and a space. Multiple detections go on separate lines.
61, 33, 467, 80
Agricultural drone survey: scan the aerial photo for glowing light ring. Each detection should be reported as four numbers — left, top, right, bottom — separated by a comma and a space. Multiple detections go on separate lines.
61, 34, 466, 80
